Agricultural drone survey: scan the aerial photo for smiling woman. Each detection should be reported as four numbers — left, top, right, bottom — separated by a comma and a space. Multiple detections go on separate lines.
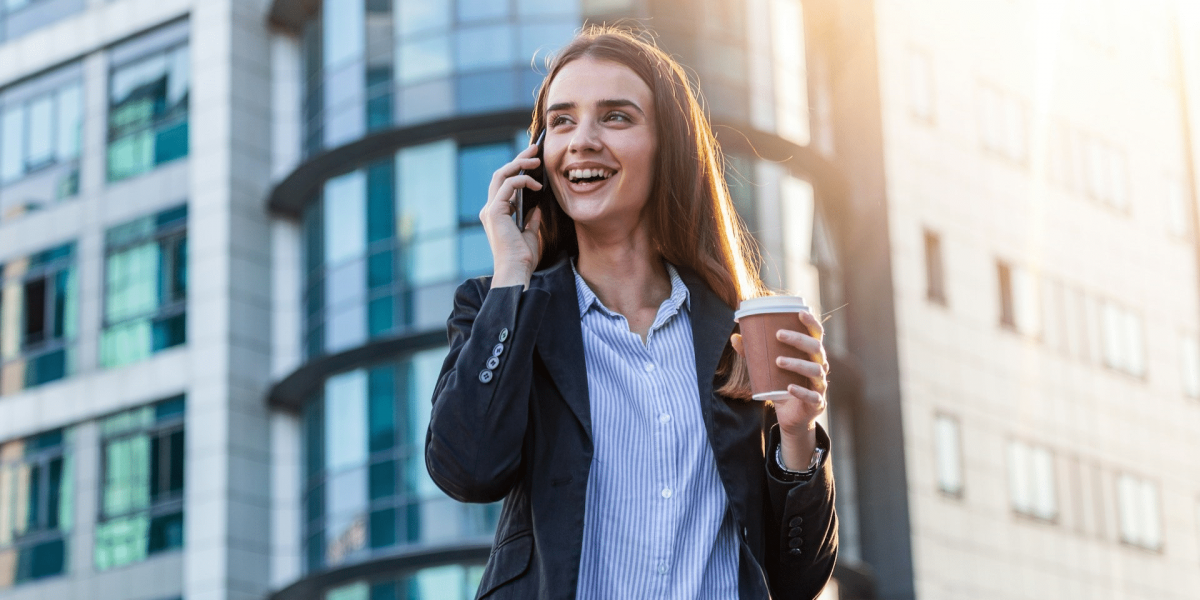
426, 26, 838, 600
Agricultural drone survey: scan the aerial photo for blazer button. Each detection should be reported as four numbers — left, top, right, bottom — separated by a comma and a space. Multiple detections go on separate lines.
499, 328, 509, 342
486, 356, 500, 370
788, 526, 802, 537
492, 343, 505, 357
789, 516, 803, 528
478, 369, 494, 384
789, 548, 802, 557
788, 538, 803, 550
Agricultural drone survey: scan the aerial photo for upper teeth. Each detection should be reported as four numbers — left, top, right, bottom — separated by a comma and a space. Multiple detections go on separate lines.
568, 168, 613, 181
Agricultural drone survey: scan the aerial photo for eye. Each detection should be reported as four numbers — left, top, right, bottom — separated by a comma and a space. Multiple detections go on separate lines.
549, 114, 573, 127
604, 111, 632, 123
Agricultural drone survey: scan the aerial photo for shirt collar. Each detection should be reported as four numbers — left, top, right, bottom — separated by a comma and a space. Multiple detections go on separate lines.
571, 258, 691, 318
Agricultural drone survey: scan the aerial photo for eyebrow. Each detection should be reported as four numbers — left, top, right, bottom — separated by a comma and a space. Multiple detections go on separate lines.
546, 99, 646, 116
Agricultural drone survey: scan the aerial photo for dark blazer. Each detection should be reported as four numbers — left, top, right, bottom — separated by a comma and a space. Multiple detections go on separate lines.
426, 258, 837, 599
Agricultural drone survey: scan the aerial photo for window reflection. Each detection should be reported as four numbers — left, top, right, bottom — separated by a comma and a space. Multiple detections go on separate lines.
95, 396, 186, 571
0, 243, 77, 395
0, 428, 73, 589
100, 206, 188, 368
107, 30, 189, 182
0, 62, 82, 221
304, 136, 517, 358
303, 349, 498, 573
325, 563, 487, 600
301, 0, 581, 157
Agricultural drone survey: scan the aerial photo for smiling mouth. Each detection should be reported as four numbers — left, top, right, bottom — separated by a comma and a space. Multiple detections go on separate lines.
566, 168, 616, 184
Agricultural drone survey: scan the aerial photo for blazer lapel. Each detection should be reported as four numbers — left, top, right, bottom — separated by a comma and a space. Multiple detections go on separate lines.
532, 258, 593, 440
680, 268, 750, 518
680, 268, 737, 422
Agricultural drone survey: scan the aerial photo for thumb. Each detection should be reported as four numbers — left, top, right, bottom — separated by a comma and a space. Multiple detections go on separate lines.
523, 205, 543, 234
730, 333, 744, 357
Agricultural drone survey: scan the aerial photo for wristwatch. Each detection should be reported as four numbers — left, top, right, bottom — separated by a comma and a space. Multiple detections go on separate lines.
774, 444, 825, 482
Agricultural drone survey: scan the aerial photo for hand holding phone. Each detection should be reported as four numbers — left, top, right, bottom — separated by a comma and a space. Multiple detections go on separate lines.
515, 130, 548, 229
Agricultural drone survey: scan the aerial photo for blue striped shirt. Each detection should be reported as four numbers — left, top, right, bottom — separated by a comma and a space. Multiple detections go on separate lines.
572, 261, 739, 599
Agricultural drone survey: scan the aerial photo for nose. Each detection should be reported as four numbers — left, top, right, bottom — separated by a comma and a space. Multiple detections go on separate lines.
568, 121, 601, 154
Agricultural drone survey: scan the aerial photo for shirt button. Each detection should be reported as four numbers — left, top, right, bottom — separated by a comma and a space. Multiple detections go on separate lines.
498, 328, 509, 342
486, 356, 500, 370
661, 488, 672, 499
658, 562, 668, 574
478, 370, 493, 384
492, 343, 504, 357
659, 413, 671, 424
643, 362, 655, 372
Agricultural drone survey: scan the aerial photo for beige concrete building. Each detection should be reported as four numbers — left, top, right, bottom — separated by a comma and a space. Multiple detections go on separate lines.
807, 0, 1200, 598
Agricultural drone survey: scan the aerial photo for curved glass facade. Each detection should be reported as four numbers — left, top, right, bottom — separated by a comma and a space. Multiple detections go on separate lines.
302, 132, 525, 358
302, 347, 499, 574
301, 0, 579, 156
323, 564, 486, 600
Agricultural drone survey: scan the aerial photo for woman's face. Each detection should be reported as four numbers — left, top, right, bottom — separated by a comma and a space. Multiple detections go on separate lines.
543, 57, 657, 233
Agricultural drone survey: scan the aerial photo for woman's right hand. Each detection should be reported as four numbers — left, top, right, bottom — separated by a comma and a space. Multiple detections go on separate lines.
481, 143, 545, 290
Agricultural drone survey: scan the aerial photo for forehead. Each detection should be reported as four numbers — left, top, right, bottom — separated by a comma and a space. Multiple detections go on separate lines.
546, 57, 652, 106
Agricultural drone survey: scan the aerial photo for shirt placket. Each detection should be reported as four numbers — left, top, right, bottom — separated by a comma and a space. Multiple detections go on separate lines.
636, 330, 675, 592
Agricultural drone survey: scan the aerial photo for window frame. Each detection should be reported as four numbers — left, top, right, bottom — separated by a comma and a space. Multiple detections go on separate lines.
933, 413, 963, 498
1115, 473, 1163, 552
0, 242, 76, 392
923, 229, 945, 305
94, 396, 187, 568
99, 205, 188, 367
105, 20, 190, 182
1007, 438, 1058, 522
0, 428, 72, 586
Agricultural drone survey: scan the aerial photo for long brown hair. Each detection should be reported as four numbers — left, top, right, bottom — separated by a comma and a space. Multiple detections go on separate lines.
530, 26, 763, 399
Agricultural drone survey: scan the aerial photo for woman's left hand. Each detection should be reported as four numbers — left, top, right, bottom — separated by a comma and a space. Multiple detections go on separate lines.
731, 309, 828, 470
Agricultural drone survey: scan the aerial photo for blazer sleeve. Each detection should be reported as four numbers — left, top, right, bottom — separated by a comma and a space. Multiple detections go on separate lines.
425, 277, 551, 504
763, 422, 838, 599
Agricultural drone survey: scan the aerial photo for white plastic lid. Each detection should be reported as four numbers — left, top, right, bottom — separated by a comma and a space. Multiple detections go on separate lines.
734, 295, 810, 321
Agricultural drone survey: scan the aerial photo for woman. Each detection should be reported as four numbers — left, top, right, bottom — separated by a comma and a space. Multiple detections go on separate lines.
426, 27, 836, 599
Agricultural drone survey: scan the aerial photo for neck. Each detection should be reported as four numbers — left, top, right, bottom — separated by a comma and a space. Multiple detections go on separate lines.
574, 221, 672, 319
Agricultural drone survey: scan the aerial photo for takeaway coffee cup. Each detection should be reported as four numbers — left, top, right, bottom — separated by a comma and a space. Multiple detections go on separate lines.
734, 296, 817, 402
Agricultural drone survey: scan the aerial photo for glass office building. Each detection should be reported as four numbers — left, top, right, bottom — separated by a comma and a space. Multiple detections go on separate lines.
0, 0, 877, 599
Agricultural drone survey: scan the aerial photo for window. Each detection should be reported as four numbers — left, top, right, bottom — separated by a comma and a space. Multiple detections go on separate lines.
908, 48, 934, 123
997, 260, 1039, 336
0, 0, 83, 42
1082, 136, 1128, 210
979, 85, 1026, 164
934, 415, 962, 497
0, 428, 73, 589
107, 25, 189, 181
302, 349, 498, 573
1007, 440, 1056, 520
100, 206, 187, 368
95, 396, 186, 571
302, 135, 517, 358
0, 63, 81, 220
769, 0, 809, 145
1101, 301, 1144, 377
924, 230, 945, 304
1116, 474, 1161, 550
1167, 179, 1192, 239
324, 564, 487, 600
1181, 335, 1200, 398
0, 243, 77, 394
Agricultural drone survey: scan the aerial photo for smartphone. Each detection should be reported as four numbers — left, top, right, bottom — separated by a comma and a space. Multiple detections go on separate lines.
515, 129, 550, 229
